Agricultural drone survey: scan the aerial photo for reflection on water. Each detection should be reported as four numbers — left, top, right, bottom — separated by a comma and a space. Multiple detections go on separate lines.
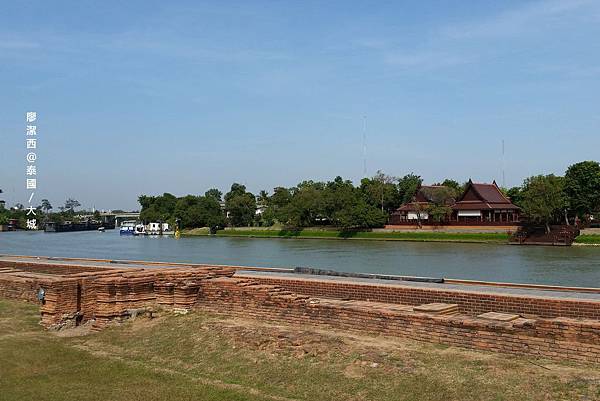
1, 230, 599, 286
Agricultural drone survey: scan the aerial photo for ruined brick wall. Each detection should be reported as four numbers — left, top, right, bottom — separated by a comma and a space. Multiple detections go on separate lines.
0, 260, 110, 275
197, 277, 600, 364
0, 263, 236, 328
0, 276, 40, 301
238, 275, 600, 320
40, 279, 80, 327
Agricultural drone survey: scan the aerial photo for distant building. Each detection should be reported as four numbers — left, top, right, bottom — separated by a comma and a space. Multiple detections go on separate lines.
392, 186, 454, 222
451, 180, 520, 224
390, 180, 520, 226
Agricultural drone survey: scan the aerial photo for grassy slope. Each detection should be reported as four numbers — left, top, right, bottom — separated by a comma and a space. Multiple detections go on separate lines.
574, 234, 600, 244
182, 228, 510, 243
1, 299, 600, 401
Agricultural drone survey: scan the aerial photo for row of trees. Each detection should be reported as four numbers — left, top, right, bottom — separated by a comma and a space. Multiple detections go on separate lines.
0, 197, 89, 227
506, 161, 600, 232
138, 160, 600, 232
138, 174, 462, 230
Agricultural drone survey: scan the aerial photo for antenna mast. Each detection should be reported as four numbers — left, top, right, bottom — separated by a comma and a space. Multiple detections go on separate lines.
362, 115, 367, 178
501, 139, 506, 188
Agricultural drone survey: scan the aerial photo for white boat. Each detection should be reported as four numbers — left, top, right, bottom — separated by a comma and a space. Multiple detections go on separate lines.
119, 221, 136, 235
146, 222, 174, 236
134, 224, 146, 236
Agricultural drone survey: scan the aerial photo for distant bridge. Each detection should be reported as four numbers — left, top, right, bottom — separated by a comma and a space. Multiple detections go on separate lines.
99, 212, 140, 227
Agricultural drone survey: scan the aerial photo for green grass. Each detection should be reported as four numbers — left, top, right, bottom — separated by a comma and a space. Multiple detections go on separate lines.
183, 228, 510, 243
1, 299, 599, 401
574, 234, 600, 244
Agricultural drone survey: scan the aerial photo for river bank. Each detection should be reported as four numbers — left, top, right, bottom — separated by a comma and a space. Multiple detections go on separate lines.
182, 227, 600, 245
182, 227, 511, 244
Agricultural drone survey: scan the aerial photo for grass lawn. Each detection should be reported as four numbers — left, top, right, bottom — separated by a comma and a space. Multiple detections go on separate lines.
183, 228, 510, 244
574, 234, 600, 244
1, 299, 600, 401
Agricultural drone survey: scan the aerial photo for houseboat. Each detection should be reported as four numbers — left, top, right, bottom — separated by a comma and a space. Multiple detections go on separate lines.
45, 220, 115, 233
119, 221, 136, 235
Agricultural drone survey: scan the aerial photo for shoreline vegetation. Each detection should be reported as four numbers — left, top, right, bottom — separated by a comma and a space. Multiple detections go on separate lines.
182, 227, 512, 244
182, 227, 600, 245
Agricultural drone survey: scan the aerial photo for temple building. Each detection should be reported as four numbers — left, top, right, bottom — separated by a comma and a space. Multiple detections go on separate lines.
389, 180, 521, 226
451, 180, 520, 224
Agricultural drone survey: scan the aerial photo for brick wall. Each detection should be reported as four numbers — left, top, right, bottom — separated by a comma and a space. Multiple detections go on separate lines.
197, 277, 600, 363
0, 276, 40, 302
238, 275, 600, 320
0, 260, 111, 275
2, 262, 600, 363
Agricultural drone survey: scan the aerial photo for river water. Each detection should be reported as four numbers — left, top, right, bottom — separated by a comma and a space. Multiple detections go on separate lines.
1, 230, 599, 287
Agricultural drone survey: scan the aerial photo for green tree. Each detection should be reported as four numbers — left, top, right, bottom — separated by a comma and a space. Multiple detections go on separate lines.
40, 199, 52, 213
505, 187, 524, 207
267, 187, 293, 225
521, 174, 566, 233
139, 193, 177, 223
437, 179, 463, 199
285, 181, 325, 227
175, 195, 225, 230
360, 171, 400, 213
224, 184, 256, 226
397, 174, 423, 204
421, 186, 455, 223
333, 198, 387, 230
204, 188, 223, 202
564, 160, 600, 219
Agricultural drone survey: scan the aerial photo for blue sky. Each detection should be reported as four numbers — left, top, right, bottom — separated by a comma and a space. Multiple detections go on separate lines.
1, 0, 600, 210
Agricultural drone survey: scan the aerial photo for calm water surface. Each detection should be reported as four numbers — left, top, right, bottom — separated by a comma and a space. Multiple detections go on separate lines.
1, 230, 599, 287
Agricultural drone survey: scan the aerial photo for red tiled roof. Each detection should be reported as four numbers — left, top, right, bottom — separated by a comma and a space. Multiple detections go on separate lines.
470, 183, 511, 204
453, 180, 520, 211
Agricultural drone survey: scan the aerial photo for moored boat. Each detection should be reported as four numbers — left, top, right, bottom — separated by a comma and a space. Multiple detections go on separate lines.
45, 220, 115, 233
119, 221, 136, 235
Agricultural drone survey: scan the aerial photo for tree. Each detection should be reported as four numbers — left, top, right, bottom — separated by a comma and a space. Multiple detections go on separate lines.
333, 198, 387, 230
421, 186, 455, 223
40, 199, 52, 213
174, 195, 225, 230
397, 174, 423, 204
204, 188, 223, 202
139, 193, 177, 223
360, 171, 400, 213
505, 187, 523, 208
64, 198, 81, 213
437, 179, 463, 199
564, 161, 600, 219
224, 183, 256, 226
284, 181, 325, 227
224, 183, 247, 202
520, 174, 566, 233
226, 193, 256, 226
265, 187, 292, 225
257, 190, 269, 206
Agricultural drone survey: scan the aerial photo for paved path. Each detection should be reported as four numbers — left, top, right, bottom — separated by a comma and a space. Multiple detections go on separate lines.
235, 270, 600, 302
